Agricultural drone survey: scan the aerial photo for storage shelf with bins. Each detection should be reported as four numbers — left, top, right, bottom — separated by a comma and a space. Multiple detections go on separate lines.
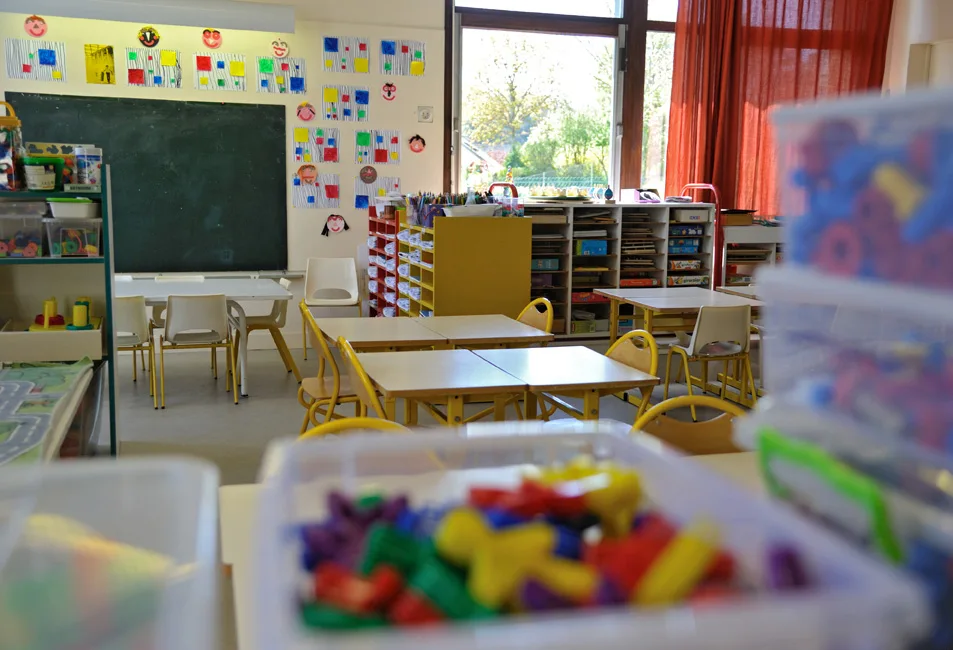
397, 215, 530, 319
367, 213, 401, 317
720, 224, 784, 287
527, 206, 570, 334
0, 169, 118, 455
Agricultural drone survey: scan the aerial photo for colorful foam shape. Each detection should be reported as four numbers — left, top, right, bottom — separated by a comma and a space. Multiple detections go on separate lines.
290, 77, 304, 91
355, 90, 370, 105
324, 37, 339, 52
259, 58, 274, 74
355, 195, 370, 209
128, 69, 145, 84
381, 40, 397, 55
37, 49, 56, 65
196, 56, 212, 71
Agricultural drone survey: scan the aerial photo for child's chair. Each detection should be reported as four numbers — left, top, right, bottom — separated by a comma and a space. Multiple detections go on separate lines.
297, 302, 361, 432
337, 336, 388, 419
231, 278, 300, 381
114, 295, 156, 407
299, 417, 409, 439
517, 297, 554, 333
303, 258, 360, 360
664, 305, 755, 420
632, 395, 745, 455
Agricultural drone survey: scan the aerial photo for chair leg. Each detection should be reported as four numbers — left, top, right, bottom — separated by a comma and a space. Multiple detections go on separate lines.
680, 352, 697, 422
140, 348, 146, 371
270, 327, 293, 373
212, 345, 218, 380
159, 337, 166, 409
700, 360, 708, 393
271, 326, 301, 382
302, 325, 308, 361
721, 360, 729, 400
664, 349, 676, 401
746, 356, 758, 406
300, 406, 312, 434
131, 348, 137, 383
229, 340, 239, 404
151, 341, 158, 409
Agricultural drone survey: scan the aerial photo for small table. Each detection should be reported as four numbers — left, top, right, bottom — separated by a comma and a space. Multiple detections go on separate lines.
717, 285, 761, 300
595, 287, 763, 342
311, 315, 447, 351
356, 349, 527, 425
115, 278, 291, 396
473, 346, 659, 420
416, 314, 554, 348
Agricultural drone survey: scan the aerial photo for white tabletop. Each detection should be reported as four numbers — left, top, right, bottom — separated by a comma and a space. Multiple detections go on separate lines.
114, 277, 291, 303
717, 285, 760, 299
596, 287, 762, 311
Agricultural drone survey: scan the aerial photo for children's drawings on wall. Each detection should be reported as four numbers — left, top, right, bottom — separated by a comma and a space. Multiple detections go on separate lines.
84, 44, 116, 85
293, 170, 340, 208
5, 38, 66, 82
293, 127, 340, 164
126, 48, 181, 89
202, 29, 222, 49
322, 85, 369, 122
24, 16, 47, 38
355, 129, 400, 165
257, 56, 305, 93
323, 36, 370, 74
354, 176, 400, 210
296, 102, 316, 121
137, 26, 160, 47
380, 40, 425, 76
194, 52, 245, 91
271, 38, 289, 58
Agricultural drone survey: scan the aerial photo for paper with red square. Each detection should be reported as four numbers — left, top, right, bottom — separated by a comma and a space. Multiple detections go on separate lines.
293, 172, 340, 209
354, 129, 400, 165
380, 39, 425, 76
193, 52, 245, 91
293, 127, 340, 165
5, 38, 67, 82
126, 47, 181, 88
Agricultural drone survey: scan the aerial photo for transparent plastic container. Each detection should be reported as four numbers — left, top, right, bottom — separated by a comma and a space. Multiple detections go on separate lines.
253, 424, 929, 650
772, 88, 953, 289
0, 210, 45, 257
45, 217, 101, 257
0, 458, 219, 650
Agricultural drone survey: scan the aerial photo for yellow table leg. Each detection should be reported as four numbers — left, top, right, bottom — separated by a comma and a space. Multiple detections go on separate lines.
524, 392, 538, 420
385, 397, 397, 421
637, 386, 654, 418
644, 308, 654, 335
447, 395, 465, 426
582, 389, 600, 420
609, 299, 620, 344
493, 396, 508, 421
405, 399, 418, 426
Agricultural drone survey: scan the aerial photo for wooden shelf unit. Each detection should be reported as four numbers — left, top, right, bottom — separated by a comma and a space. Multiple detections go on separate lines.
397, 216, 530, 319
367, 213, 401, 317
528, 207, 571, 334
720, 224, 784, 287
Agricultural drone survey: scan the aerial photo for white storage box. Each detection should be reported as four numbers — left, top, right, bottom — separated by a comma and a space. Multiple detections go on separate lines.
46, 217, 101, 257
0, 458, 218, 650
47, 198, 101, 219
443, 205, 500, 217
671, 209, 709, 223
253, 425, 929, 650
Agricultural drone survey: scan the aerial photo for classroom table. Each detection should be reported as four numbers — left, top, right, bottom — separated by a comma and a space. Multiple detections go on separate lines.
473, 346, 659, 420
311, 315, 448, 351
717, 285, 761, 300
595, 287, 763, 343
114, 278, 291, 396
218, 448, 762, 650
417, 314, 554, 348
357, 349, 527, 425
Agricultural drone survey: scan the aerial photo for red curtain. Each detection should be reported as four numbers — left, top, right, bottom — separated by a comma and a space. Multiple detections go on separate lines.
665, 0, 894, 214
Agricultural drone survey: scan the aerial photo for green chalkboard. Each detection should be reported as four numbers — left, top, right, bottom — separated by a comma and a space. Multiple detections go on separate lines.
7, 93, 287, 272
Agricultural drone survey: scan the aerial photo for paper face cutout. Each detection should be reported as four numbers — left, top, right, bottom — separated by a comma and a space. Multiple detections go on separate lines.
297, 102, 316, 121
24, 16, 47, 38
138, 26, 160, 47
271, 39, 289, 58
409, 135, 426, 153
382, 82, 397, 101
202, 28, 222, 49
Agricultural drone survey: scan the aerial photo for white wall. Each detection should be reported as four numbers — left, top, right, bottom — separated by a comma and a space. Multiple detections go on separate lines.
0, 5, 445, 348
884, 0, 953, 91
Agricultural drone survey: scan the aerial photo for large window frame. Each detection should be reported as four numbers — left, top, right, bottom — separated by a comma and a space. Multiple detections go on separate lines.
444, 0, 675, 192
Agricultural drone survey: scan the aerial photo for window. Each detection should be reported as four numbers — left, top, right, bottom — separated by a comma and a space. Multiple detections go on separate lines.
460, 29, 617, 193
641, 31, 675, 190
647, 0, 679, 22
454, 0, 623, 18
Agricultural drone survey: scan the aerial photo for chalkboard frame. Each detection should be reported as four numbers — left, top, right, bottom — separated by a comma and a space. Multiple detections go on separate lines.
7, 92, 288, 273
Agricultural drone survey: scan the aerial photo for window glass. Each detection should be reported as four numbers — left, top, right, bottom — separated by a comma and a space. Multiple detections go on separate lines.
455, 0, 623, 19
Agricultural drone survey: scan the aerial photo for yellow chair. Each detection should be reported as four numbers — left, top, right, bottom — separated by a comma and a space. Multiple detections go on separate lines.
338, 336, 388, 419
540, 329, 659, 421
232, 278, 301, 382
297, 302, 361, 432
299, 417, 410, 439
664, 305, 756, 421
114, 295, 158, 407
517, 297, 554, 334
632, 395, 745, 455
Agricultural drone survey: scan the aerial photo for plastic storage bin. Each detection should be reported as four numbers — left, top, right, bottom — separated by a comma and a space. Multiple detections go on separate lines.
671, 209, 709, 223
253, 427, 930, 650
0, 458, 218, 650
0, 212, 44, 257
772, 88, 953, 290
46, 217, 101, 257
48, 197, 101, 219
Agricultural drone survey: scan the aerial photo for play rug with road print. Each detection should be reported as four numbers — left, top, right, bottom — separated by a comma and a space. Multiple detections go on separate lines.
0, 359, 93, 465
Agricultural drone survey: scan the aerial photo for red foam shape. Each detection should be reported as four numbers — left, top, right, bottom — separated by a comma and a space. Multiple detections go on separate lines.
196, 56, 212, 71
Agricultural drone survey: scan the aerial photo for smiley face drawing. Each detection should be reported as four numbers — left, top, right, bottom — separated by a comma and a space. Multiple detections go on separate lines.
24, 15, 47, 38
381, 83, 397, 102
138, 25, 160, 48
202, 28, 222, 49
272, 39, 289, 58
296, 102, 316, 122
408, 135, 426, 154
322, 214, 349, 237
298, 164, 318, 185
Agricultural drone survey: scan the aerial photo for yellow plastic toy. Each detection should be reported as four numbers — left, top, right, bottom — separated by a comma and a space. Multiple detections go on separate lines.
28, 297, 66, 331
873, 163, 925, 220
632, 519, 720, 606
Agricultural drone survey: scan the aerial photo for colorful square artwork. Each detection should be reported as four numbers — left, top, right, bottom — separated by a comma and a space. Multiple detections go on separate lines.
84, 44, 117, 85
355, 129, 400, 165
380, 39, 426, 76
194, 52, 246, 91
257, 56, 305, 94
322, 85, 369, 122
293, 171, 340, 209
323, 36, 370, 73
5, 39, 67, 82
354, 176, 400, 211
293, 127, 340, 164
126, 47, 181, 88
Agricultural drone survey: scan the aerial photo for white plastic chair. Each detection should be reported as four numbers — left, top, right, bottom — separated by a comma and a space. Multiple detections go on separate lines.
230, 278, 300, 382
158, 294, 237, 409
114, 295, 157, 407
302, 258, 359, 360
152, 275, 207, 369
664, 305, 755, 420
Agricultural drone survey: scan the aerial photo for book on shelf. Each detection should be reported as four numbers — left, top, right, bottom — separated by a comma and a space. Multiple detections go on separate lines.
573, 229, 608, 238
532, 233, 565, 240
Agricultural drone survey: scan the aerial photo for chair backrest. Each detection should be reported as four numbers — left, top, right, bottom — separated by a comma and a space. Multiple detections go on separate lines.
632, 395, 746, 455
299, 301, 339, 382
164, 294, 228, 341
299, 417, 409, 439
270, 277, 293, 326
688, 305, 752, 355
518, 297, 554, 333
114, 295, 150, 343
305, 257, 358, 302
156, 275, 205, 282
606, 329, 658, 376
337, 336, 387, 419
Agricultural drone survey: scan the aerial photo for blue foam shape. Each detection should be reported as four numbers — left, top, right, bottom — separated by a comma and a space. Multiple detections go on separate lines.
376, 135, 384, 144
553, 528, 582, 560
484, 509, 529, 530
217, 60, 225, 69
307, 195, 315, 204
290, 77, 304, 91
355, 90, 370, 105
343, 108, 352, 117
381, 40, 397, 55
905, 166, 953, 242
153, 75, 162, 84
324, 37, 339, 53
261, 79, 269, 87
328, 138, 336, 147
829, 146, 883, 190
355, 195, 369, 209
295, 147, 303, 155
37, 49, 56, 65
293, 177, 301, 186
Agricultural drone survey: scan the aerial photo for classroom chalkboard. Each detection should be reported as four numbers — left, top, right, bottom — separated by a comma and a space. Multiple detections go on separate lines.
7, 93, 287, 272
